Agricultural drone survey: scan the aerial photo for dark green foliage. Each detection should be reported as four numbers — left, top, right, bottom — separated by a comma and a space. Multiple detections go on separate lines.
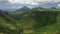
0, 10, 2, 16
0, 10, 5, 17
31, 11, 58, 29
0, 25, 12, 34
4, 11, 9, 15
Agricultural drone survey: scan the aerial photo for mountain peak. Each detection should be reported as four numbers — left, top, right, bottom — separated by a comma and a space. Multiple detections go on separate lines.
21, 6, 30, 10
16, 6, 31, 13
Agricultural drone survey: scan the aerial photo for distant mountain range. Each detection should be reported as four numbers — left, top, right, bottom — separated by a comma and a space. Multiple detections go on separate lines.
38, 3, 58, 8
15, 6, 31, 13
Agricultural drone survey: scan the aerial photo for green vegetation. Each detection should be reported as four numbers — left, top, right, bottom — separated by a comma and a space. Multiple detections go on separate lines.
0, 7, 60, 34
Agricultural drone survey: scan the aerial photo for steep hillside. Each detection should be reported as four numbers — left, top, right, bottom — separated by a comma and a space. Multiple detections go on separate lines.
0, 10, 17, 34
19, 10, 60, 34
0, 8, 60, 34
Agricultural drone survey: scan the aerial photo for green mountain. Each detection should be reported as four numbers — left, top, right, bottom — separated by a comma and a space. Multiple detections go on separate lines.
0, 8, 60, 34
18, 9, 60, 34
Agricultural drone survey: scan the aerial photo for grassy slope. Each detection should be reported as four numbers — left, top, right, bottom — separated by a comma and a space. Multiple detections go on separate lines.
33, 12, 60, 34
0, 17, 16, 30
0, 9, 60, 34
38, 12, 60, 34
6, 10, 60, 34
20, 11, 60, 34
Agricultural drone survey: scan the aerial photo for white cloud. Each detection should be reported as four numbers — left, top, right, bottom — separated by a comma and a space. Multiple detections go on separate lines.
8, 0, 60, 5
8, 0, 39, 5
0, 0, 60, 5
33, 0, 52, 3
9, 0, 32, 4
27, 6, 33, 9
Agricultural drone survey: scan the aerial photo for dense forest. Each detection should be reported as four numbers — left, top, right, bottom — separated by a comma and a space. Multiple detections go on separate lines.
0, 7, 60, 34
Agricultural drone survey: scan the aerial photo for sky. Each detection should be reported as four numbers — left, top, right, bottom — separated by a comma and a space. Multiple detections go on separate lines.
0, 0, 60, 10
